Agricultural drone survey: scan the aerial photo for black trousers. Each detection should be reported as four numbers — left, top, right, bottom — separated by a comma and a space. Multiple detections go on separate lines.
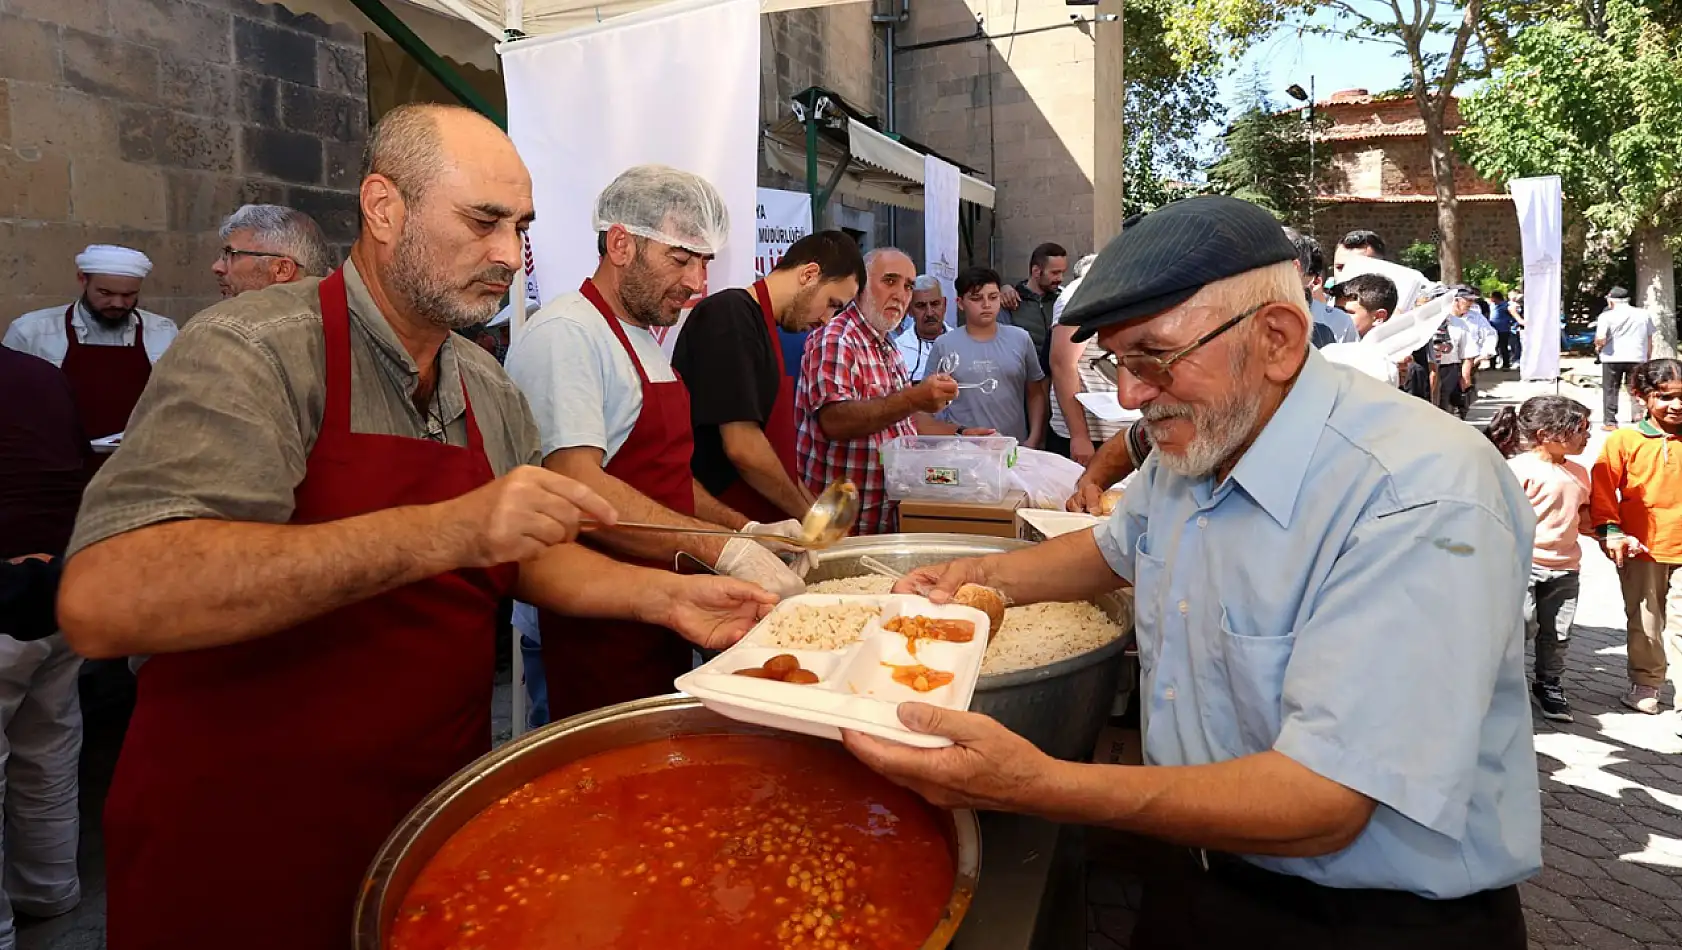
1044, 429, 1071, 460
1130, 851, 1526, 950
1603, 361, 1642, 425
1496, 331, 1520, 370
1434, 365, 1467, 417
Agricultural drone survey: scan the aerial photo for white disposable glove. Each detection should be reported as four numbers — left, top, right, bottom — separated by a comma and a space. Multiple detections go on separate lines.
744, 519, 805, 541
742, 520, 817, 578
715, 538, 807, 598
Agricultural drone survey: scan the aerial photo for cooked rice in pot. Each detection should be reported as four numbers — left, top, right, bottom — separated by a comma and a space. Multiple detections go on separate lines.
806, 576, 1122, 675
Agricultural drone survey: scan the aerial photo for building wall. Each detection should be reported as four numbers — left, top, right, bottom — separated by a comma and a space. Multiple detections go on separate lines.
1312, 200, 1523, 272
757, 5, 885, 242
890, 0, 1115, 279
1323, 138, 1497, 200
0, 0, 369, 333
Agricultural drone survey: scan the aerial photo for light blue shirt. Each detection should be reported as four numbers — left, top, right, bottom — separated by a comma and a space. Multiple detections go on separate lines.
1311, 298, 1361, 343
1094, 349, 1541, 899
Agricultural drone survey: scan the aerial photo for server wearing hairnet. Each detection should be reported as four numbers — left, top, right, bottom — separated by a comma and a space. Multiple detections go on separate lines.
507, 165, 804, 719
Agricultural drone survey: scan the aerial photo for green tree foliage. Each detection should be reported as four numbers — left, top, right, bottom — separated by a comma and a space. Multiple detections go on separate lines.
1123, 0, 1223, 210
1458, 0, 1682, 340
1205, 73, 1326, 221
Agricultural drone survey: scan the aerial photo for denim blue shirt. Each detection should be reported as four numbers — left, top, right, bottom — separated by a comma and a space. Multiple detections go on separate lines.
1095, 349, 1541, 899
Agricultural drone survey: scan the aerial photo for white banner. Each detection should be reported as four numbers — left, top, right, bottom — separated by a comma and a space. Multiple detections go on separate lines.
923, 154, 960, 324
1511, 175, 1564, 381
500, 0, 760, 357
756, 187, 814, 278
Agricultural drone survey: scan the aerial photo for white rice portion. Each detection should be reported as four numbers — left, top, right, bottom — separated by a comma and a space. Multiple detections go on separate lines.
758, 603, 879, 651
806, 576, 1123, 675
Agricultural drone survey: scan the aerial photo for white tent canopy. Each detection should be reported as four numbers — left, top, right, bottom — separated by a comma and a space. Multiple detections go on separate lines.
270, 0, 860, 70
763, 115, 996, 211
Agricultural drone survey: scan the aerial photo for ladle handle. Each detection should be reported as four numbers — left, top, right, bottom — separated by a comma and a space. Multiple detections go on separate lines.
580, 521, 819, 549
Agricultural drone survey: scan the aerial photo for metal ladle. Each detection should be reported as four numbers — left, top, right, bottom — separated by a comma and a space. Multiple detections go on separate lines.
583, 481, 861, 551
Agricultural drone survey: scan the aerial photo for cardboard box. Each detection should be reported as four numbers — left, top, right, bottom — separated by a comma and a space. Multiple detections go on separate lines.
898, 491, 1028, 538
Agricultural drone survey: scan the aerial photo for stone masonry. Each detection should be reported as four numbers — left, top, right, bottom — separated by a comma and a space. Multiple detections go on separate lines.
892, 0, 1123, 278
1308, 90, 1521, 273
758, 5, 887, 241
0, 0, 369, 331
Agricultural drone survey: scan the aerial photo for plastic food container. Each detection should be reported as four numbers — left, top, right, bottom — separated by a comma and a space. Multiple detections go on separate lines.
882, 435, 1019, 504
676, 593, 990, 749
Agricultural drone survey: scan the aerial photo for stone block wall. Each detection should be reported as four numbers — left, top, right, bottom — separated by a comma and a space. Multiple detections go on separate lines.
0, 0, 369, 332
758, 5, 885, 236
891, 0, 1121, 282
1312, 199, 1522, 274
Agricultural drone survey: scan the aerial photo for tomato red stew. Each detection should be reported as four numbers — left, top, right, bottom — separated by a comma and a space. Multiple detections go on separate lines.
389, 735, 957, 950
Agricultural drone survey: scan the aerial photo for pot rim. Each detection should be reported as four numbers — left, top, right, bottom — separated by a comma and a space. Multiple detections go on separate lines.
354, 694, 981, 950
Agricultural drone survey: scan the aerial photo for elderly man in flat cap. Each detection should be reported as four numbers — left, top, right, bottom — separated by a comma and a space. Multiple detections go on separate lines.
5, 245, 180, 454
846, 195, 1540, 949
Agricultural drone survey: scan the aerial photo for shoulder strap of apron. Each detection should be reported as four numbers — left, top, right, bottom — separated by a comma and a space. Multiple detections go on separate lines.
317, 269, 354, 437
581, 278, 655, 386
751, 280, 788, 375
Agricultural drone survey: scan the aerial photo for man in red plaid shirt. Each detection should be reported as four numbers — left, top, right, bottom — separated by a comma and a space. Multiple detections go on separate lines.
796, 247, 988, 534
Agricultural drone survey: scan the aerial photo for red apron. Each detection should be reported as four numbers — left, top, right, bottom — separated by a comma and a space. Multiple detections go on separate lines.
715, 280, 802, 524
103, 270, 519, 950
540, 279, 696, 720
59, 305, 153, 470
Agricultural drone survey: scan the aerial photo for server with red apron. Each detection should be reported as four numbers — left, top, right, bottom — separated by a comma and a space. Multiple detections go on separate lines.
55, 109, 777, 948
1, 244, 179, 470
505, 166, 811, 722
675, 231, 866, 526
103, 271, 520, 948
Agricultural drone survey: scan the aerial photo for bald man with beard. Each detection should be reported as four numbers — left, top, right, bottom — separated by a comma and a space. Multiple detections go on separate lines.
56, 103, 776, 949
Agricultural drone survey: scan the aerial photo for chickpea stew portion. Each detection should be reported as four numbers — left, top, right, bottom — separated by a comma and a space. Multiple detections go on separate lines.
389, 734, 957, 950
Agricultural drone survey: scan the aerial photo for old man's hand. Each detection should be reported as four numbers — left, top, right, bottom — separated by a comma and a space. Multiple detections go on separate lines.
842, 703, 1058, 813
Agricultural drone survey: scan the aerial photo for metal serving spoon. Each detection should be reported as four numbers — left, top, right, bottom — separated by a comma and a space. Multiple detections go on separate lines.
935, 352, 960, 375
956, 378, 1000, 394
584, 481, 861, 551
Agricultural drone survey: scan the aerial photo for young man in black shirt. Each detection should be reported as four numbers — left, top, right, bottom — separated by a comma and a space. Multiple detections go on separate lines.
673, 231, 866, 524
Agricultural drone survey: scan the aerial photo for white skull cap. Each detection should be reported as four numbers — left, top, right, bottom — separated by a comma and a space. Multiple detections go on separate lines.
593, 164, 730, 256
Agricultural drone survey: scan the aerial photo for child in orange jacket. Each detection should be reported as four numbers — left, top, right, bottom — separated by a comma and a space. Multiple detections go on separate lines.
1591, 358, 1682, 714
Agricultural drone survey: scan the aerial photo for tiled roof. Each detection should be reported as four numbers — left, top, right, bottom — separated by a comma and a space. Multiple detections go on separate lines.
1318, 193, 1514, 204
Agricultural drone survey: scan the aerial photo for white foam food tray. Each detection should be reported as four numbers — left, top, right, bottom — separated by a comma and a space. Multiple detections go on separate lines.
675, 593, 990, 749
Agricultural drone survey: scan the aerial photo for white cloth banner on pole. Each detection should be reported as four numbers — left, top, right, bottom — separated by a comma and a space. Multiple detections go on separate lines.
500, 0, 760, 357
1511, 175, 1564, 381
756, 188, 814, 278
923, 154, 960, 325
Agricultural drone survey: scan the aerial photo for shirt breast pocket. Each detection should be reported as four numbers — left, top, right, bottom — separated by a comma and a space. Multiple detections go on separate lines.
1132, 533, 1163, 675
1217, 608, 1296, 754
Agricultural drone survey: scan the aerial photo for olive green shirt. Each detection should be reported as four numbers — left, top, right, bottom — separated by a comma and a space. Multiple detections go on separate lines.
69, 261, 542, 556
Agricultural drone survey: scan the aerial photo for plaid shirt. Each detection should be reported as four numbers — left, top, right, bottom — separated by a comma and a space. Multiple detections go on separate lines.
796, 304, 917, 534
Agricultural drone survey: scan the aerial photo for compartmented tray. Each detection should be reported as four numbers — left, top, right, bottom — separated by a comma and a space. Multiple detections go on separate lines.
674, 593, 991, 749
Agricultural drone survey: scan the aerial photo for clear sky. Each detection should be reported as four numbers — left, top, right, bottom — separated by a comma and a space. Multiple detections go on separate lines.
1214, 8, 1469, 114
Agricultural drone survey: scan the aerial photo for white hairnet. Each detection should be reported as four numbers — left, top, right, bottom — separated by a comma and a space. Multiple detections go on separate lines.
593, 164, 730, 256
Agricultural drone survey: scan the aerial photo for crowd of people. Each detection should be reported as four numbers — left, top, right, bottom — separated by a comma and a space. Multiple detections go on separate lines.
0, 98, 1676, 950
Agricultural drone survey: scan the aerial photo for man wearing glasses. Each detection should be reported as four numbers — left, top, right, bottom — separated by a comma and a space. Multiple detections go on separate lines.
844, 195, 1540, 949
212, 204, 334, 298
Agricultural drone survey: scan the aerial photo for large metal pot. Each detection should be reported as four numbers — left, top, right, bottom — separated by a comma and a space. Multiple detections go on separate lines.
354, 695, 981, 950
809, 534, 1133, 762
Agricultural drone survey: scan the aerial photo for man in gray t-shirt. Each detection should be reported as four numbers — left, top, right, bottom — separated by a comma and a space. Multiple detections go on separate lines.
928, 266, 1048, 445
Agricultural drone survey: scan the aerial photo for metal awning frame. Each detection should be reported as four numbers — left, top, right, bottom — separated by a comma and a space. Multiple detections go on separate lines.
768, 86, 996, 229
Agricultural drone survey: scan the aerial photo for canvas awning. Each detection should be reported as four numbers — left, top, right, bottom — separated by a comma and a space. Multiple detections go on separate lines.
762, 114, 996, 210
265, 0, 861, 71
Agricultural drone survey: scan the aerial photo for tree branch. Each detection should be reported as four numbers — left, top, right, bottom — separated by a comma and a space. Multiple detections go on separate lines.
1437, 0, 1483, 118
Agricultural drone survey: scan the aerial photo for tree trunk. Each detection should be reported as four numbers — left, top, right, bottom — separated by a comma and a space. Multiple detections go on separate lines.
1423, 118, 1462, 286
1634, 227, 1677, 357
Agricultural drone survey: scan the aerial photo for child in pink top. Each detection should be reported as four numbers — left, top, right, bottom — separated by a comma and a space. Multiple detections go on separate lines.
1486, 395, 1592, 722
